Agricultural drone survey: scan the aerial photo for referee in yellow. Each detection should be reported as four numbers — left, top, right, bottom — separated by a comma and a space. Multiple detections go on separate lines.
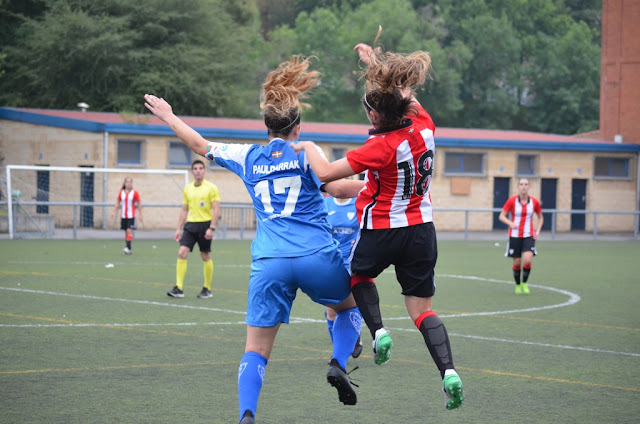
167, 159, 221, 299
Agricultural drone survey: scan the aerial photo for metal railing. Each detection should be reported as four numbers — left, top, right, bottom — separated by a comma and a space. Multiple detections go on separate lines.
439, 207, 640, 240
1, 201, 639, 240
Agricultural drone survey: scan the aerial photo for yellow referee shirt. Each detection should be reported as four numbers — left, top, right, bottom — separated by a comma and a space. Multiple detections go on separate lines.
183, 180, 221, 223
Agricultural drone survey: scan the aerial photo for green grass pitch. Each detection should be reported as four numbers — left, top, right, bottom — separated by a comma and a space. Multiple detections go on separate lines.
0, 238, 638, 423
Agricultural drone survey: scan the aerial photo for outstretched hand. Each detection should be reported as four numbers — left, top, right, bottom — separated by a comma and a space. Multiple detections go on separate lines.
290, 141, 308, 153
354, 43, 375, 66
144, 94, 174, 122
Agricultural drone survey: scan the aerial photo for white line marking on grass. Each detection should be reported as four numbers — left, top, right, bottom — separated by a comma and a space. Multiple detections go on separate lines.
383, 273, 581, 321
1, 285, 636, 358
0, 287, 246, 315
0, 321, 248, 328
383, 326, 640, 358
7, 260, 251, 268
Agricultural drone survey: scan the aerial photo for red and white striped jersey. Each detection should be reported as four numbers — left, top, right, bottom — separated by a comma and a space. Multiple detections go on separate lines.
116, 189, 140, 219
346, 104, 435, 230
502, 195, 541, 238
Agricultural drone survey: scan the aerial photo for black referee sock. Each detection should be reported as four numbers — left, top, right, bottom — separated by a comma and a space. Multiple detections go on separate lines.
419, 314, 454, 379
351, 280, 383, 339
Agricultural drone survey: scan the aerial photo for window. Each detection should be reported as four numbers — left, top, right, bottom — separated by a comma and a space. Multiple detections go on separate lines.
444, 152, 484, 174
36, 168, 50, 214
331, 147, 346, 161
517, 154, 537, 175
168, 142, 192, 166
594, 157, 630, 178
117, 140, 142, 165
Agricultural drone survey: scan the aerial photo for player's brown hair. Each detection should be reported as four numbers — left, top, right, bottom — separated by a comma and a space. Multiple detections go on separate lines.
359, 47, 433, 127
261, 56, 319, 138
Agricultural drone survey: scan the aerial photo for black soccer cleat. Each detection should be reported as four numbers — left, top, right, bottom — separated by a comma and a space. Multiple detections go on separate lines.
239, 410, 255, 424
327, 358, 357, 405
197, 287, 212, 298
167, 286, 184, 298
352, 335, 363, 358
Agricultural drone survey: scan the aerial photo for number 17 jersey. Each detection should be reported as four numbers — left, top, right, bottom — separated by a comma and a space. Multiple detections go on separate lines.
208, 138, 335, 260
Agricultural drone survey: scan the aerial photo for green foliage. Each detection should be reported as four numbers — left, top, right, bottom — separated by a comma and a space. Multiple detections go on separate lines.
0, 0, 263, 117
524, 22, 600, 134
0, 0, 601, 134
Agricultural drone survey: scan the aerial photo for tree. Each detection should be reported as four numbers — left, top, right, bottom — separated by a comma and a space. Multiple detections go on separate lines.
0, 0, 263, 117
524, 22, 600, 134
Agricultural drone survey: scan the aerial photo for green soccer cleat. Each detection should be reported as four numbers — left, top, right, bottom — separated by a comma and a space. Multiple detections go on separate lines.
442, 373, 465, 410
514, 284, 523, 295
372, 330, 393, 365
521, 282, 530, 294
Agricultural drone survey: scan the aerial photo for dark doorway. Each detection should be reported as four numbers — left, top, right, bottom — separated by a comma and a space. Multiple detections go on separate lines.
571, 179, 587, 231
493, 177, 510, 230
80, 167, 94, 228
36, 168, 50, 214
540, 178, 557, 231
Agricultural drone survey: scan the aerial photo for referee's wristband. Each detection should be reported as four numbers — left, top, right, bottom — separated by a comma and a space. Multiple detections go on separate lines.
208, 227, 216, 231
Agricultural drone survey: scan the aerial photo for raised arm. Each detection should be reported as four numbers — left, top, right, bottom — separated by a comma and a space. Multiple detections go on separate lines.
354, 43, 376, 66
291, 141, 355, 183
323, 179, 365, 198
144, 94, 210, 157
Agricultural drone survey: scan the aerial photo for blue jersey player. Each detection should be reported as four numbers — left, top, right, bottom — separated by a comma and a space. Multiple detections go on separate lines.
144, 56, 364, 424
324, 196, 364, 359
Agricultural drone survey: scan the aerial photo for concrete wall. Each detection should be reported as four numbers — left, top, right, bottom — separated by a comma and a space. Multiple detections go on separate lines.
1, 120, 638, 232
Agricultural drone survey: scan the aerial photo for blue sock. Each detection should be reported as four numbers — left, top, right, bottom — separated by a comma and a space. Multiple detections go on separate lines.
238, 351, 267, 421
325, 309, 335, 343
331, 306, 362, 370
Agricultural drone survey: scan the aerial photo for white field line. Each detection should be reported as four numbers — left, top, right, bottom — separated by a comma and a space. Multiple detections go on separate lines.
1, 275, 636, 358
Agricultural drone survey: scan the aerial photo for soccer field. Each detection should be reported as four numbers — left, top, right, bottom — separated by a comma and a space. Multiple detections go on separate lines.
0, 238, 638, 424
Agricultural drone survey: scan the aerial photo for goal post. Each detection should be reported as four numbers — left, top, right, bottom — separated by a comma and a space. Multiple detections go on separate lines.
5, 165, 189, 239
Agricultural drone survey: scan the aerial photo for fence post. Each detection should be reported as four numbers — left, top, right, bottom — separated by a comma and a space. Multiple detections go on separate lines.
73, 205, 78, 239
240, 208, 245, 240
464, 210, 469, 240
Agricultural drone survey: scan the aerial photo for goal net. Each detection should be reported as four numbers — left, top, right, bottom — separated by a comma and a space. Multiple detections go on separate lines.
3, 165, 188, 239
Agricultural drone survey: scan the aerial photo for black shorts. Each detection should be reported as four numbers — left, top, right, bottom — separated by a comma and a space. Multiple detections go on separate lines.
350, 222, 437, 298
180, 221, 212, 253
506, 237, 537, 258
120, 218, 136, 231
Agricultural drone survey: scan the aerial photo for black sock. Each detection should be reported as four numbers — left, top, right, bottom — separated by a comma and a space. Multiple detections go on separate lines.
126, 240, 132, 249
351, 281, 383, 339
513, 267, 521, 285
419, 314, 454, 379
523, 266, 531, 282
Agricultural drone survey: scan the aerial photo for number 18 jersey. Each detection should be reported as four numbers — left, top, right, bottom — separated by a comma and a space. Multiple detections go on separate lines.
346, 103, 436, 230
207, 138, 335, 260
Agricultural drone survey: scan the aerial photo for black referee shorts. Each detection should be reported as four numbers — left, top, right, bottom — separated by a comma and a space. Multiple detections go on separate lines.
350, 222, 437, 298
180, 221, 212, 253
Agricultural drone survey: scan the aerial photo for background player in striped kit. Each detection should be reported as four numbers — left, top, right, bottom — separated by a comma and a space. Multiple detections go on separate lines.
498, 178, 544, 294
110, 176, 142, 255
292, 41, 464, 410
144, 56, 364, 424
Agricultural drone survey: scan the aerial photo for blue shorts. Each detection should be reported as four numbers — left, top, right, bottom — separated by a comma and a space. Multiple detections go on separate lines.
246, 245, 351, 327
